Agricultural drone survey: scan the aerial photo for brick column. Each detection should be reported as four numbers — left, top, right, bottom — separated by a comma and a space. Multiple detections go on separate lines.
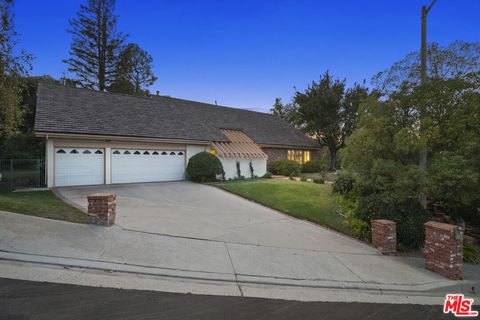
371, 219, 397, 255
87, 193, 116, 226
424, 221, 463, 280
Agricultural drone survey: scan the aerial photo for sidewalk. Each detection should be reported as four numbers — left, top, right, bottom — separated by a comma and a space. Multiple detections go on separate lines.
1, 210, 479, 304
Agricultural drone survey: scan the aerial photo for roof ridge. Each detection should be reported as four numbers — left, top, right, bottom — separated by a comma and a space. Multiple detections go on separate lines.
38, 81, 276, 117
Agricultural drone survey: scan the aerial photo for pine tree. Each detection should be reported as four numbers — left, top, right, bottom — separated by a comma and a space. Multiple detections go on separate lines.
64, 0, 125, 91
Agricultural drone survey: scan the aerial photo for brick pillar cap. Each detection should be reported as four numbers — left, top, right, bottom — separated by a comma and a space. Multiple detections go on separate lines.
87, 193, 116, 200
372, 219, 396, 225
424, 221, 458, 231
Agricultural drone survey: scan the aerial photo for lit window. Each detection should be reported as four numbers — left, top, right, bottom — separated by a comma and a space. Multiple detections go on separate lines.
287, 150, 311, 164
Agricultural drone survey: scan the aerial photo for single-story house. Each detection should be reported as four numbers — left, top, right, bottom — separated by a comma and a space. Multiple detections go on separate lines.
34, 82, 320, 187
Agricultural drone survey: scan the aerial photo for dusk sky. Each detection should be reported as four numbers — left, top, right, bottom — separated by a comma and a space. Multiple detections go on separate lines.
14, 0, 480, 112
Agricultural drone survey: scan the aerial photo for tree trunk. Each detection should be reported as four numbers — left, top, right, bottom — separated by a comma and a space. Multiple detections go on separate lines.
329, 147, 337, 171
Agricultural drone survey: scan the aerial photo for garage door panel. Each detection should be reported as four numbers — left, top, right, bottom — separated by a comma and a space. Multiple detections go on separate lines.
111, 149, 185, 184
55, 148, 104, 187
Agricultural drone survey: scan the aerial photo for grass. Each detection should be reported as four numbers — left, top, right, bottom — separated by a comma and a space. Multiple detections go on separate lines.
0, 190, 87, 223
215, 179, 352, 236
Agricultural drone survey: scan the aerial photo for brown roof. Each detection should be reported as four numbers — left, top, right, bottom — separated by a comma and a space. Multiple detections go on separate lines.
212, 129, 267, 159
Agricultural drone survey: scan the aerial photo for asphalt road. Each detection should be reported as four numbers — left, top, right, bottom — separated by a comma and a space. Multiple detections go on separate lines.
0, 278, 463, 320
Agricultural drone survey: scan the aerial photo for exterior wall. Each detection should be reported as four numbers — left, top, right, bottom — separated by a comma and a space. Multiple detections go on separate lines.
261, 147, 321, 169
46, 137, 209, 188
219, 158, 267, 180
262, 148, 287, 169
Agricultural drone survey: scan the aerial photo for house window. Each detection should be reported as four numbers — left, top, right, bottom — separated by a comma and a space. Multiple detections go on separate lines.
170, 152, 176, 155
152, 151, 159, 155
95, 150, 103, 154
178, 152, 184, 155
288, 150, 311, 164
143, 151, 150, 155
56, 149, 66, 154
83, 150, 92, 154
124, 151, 131, 155
113, 151, 120, 155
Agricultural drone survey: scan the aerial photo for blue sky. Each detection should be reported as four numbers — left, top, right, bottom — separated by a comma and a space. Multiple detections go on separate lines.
14, 0, 480, 112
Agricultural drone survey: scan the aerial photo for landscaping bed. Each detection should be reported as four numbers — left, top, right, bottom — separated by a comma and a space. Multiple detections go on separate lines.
0, 190, 87, 223
214, 179, 352, 236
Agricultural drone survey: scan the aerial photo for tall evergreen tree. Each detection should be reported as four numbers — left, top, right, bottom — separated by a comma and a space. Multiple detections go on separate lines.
0, 0, 31, 142
64, 0, 125, 91
109, 43, 157, 95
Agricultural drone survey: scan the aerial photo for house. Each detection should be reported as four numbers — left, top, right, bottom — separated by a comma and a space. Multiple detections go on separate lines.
34, 82, 320, 187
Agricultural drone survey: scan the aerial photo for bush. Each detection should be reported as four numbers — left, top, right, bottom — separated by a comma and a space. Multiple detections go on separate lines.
302, 160, 328, 173
464, 240, 480, 264
313, 178, 325, 184
335, 194, 370, 240
270, 160, 302, 176
300, 175, 307, 182
333, 172, 355, 195
355, 195, 432, 249
186, 152, 223, 182
263, 172, 273, 179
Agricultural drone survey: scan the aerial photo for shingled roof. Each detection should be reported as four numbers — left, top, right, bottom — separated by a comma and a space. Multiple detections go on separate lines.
34, 82, 319, 148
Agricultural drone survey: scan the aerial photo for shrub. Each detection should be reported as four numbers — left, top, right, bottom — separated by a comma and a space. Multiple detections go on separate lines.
289, 174, 295, 180
270, 160, 302, 176
335, 194, 370, 240
333, 172, 355, 195
300, 175, 307, 182
464, 240, 480, 264
186, 152, 223, 182
313, 178, 325, 184
355, 195, 432, 249
263, 172, 272, 179
302, 160, 328, 173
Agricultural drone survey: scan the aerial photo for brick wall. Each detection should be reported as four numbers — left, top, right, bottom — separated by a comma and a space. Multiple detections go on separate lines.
87, 193, 116, 226
371, 219, 397, 255
424, 221, 463, 280
262, 148, 288, 169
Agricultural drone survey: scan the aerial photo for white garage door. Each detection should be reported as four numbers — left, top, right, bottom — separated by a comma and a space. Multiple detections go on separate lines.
111, 149, 185, 184
55, 148, 105, 187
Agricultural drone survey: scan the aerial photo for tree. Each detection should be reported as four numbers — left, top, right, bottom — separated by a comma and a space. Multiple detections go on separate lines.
293, 72, 369, 170
270, 97, 297, 125
0, 0, 32, 143
109, 43, 157, 95
64, 0, 125, 91
372, 41, 480, 94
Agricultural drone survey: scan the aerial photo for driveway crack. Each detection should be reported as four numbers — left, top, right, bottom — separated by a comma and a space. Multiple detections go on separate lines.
224, 242, 244, 297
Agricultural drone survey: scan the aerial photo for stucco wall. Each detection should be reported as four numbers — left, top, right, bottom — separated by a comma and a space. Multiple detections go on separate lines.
219, 158, 267, 180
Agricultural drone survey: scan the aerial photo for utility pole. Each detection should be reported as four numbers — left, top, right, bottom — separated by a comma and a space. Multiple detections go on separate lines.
419, 0, 437, 209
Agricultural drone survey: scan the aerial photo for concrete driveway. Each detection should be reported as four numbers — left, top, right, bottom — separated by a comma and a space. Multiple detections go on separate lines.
1, 182, 478, 303
57, 181, 375, 253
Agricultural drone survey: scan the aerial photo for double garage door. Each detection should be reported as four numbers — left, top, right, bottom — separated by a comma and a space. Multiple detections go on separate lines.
55, 148, 185, 187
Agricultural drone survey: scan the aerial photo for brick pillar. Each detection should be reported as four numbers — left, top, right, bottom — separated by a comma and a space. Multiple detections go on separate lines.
424, 221, 463, 280
371, 219, 397, 255
87, 193, 116, 226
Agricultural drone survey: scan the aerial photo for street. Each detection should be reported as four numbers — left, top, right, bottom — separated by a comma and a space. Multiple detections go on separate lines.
0, 278, 458, 320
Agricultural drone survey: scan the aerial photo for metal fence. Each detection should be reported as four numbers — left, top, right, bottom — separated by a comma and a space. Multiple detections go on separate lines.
0, 159, 45, 190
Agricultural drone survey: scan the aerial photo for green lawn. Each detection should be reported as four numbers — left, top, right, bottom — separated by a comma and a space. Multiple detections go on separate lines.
0, 190, 88, 223
215, 179, 351, 235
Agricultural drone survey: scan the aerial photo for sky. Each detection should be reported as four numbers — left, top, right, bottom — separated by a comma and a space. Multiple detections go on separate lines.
14, 0, 480, 112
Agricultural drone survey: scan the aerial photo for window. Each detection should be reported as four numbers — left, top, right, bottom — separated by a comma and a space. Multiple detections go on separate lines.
143, 151, 150, 155
161, 151, 167, 155
113, 151, 121, 155
152, 151, 159, 155
178, 152, 184, 155
95, 150, 103, 154
287, 150, 311, 164
83, 150, 92, 154
124, 151, 131, 155
56, 149, 66, 154
170, 152, 176, 155
134, 151, 141, 155
70, 149, 79, 154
